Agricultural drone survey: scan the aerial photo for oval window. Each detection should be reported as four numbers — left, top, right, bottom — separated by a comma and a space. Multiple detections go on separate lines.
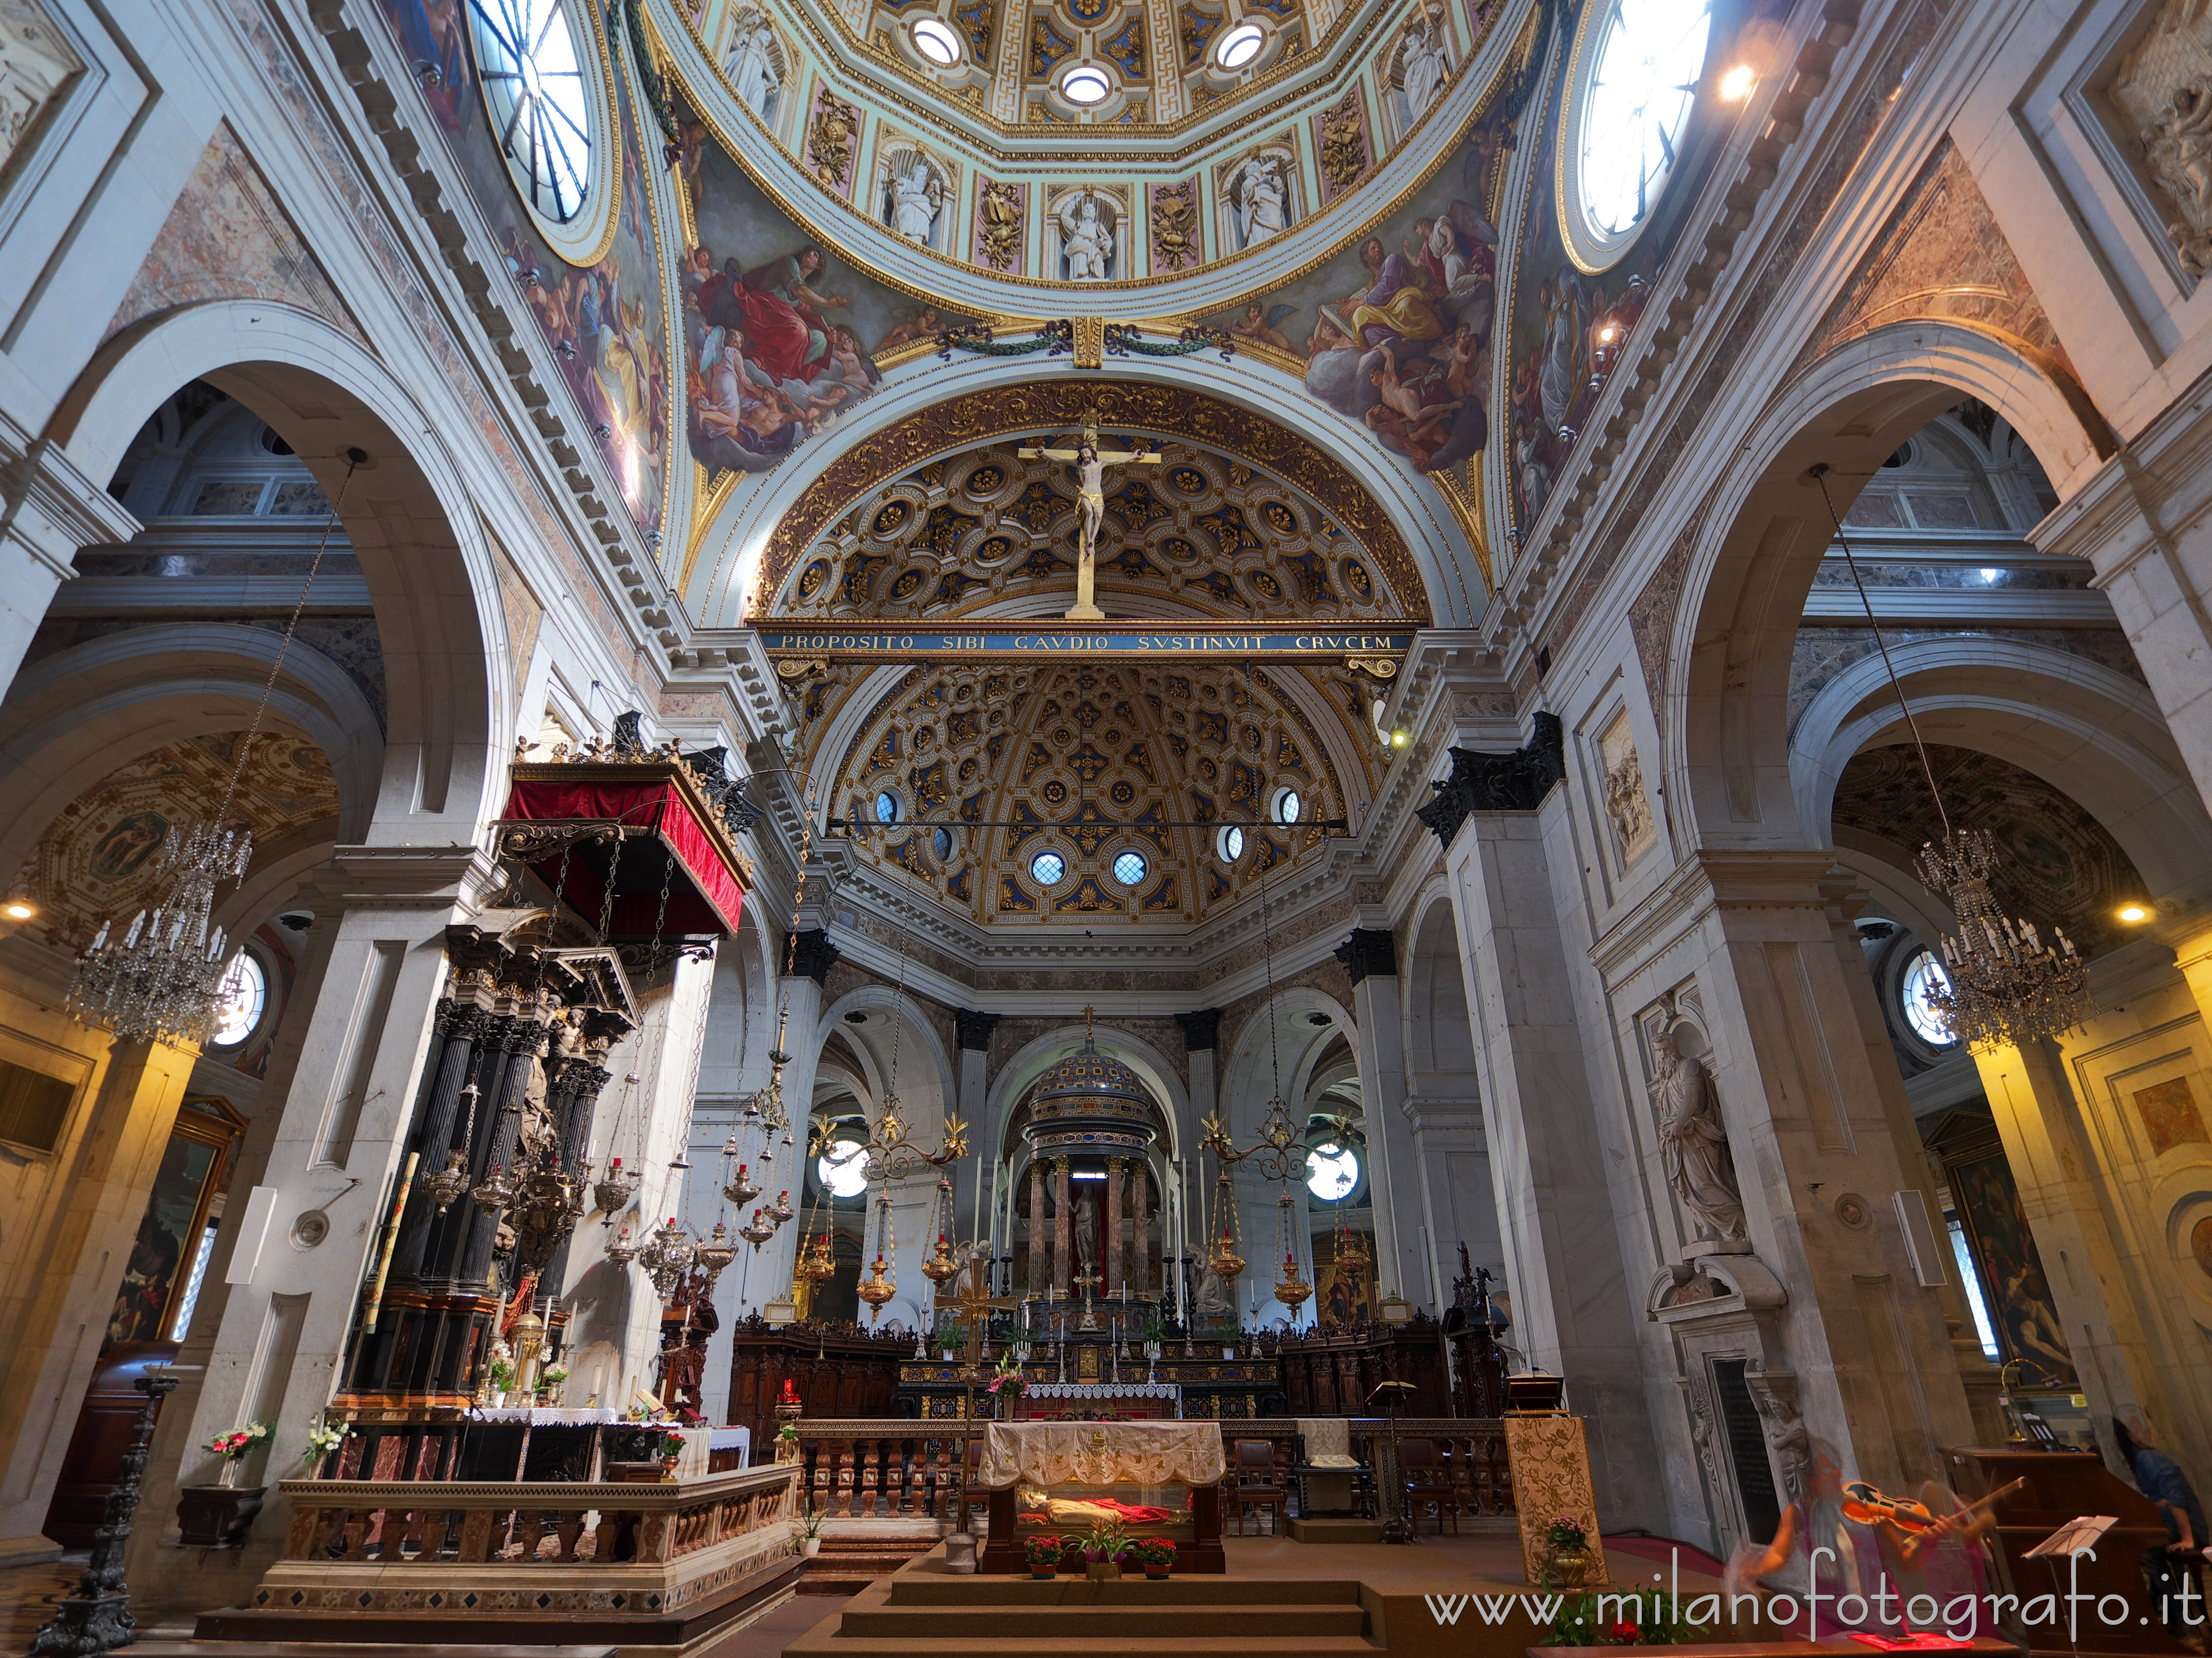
817, 1140, 871, 1198
875, 791, 899, 824
1273, 787, 1302, 825
210, 951, 266, 1047
1900, 949, 1955, 1047
1031, 850, 1066, 885
469, 0, 596, 224
1216, 22, 1265, 67
1560, 0, 1713, 269
1307, 1145, 1359, 1201
1217, 825, 1245, 862
1061, 65, 1112, 104
933, 826, 954, 861
912, 18, 961, 64
1112, 850, 1148, 886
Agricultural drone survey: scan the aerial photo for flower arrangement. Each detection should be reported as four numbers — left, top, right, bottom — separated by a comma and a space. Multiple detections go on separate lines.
1078, 1515, 1134, 1565
1545, 1513, 1589, 1553
1133, 1536, 1176, 1577
207, 1423, 272, 1461
655, 1429, 688, 1461
1022, 1533, 1062, 1572
1540, 1590, 1710, 1646
485, 1355, 517, 1394
301, 1421, 349, 1471
535, 1366, 569, 1397
986, 1356, 1026, 1398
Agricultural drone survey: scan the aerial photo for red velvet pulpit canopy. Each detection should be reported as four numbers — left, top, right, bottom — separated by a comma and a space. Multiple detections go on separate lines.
497, 761, 752, 937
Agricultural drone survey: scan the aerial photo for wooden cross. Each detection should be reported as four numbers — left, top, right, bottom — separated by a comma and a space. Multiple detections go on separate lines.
1016, 408, 1162, 621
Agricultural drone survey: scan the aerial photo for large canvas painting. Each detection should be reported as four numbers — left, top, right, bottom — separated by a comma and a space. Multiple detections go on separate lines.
1950, 1148, 2076, 1387
370, 0, 670, 541
676, 95, 969, 479
103, 1133, 216, 1350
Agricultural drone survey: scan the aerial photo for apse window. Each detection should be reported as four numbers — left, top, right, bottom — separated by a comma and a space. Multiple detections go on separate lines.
209, 951, 266, 1047
912, 18, 962, 64
1061, 65, 1112, 104
875, 790, 900, 824
933, 826, 955, 860
469, 0, 596, 224
1217, 825, 1245, 862
1900, 948, 1956, 1047
817, 1140, 871, 1198
1564, 0, 1712, 265
1307, 1144, 1359, 1201
1031, 850, 1067, 885
1216, 22, 1265, 67
1272, 787, 1302, 825
1112, 850, 1148, 886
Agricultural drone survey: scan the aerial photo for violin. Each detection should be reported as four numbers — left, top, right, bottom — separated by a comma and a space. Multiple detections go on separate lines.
1842, 1477, 2027, 1534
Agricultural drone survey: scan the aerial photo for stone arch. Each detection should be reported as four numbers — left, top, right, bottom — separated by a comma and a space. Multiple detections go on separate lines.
47, 300, 508, 836
1403, 884, 1477, 1100
983, 1025, 1189, 1165
1790, 636, 2212, 897
1667, 321, 2114, 853
811, 985, 959, 1126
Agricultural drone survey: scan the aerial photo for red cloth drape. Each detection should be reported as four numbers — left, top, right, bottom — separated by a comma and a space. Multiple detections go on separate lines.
501, 778, 745, 935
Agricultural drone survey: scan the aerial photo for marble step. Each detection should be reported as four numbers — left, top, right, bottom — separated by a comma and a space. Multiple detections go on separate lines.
836, 1599, 1368, 1639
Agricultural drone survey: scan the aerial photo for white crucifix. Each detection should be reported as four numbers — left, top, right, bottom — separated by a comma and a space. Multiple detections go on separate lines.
1017, 406, 1163, 621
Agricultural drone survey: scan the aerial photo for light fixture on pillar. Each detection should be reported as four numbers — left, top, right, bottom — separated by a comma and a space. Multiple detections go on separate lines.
68, 455, 363, 1046
1813, 464, 2092, 1047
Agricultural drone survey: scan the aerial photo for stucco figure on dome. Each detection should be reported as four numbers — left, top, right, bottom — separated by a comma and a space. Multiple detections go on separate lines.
1387, 9, 1453, 141
1223, 151, 1293, 252
723, 6, 786, 129
876, 143, 952, 251
1056, 189, 1120, 281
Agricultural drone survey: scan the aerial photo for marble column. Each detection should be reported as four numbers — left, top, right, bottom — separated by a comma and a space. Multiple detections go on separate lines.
955, 1010, 996, 1271
123, 845, 497, 1622
1028, 1159, 1047, 1294
1335, 927, 1433, 1310
746, 934, 834, 1315
1052, 1157, 1072, 1294
1104, 1157, 1125, 1293
1132, 1161, 1150, 1297
0, 1036, 196, 1565
1177, 1011, 1219, 1324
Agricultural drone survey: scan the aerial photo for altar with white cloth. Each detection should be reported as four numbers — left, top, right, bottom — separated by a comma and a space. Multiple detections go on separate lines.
1016, 1381, 1181, 1420
976, 1421, 1225, 1574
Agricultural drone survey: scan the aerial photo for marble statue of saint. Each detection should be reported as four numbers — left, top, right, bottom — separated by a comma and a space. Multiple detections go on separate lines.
1072, 1187, 1099, 1278
888, 152, 942, 245
1239, 155, 1289, 247
1059, 191, 1115, 281
1399, 17, 1447, 125
1653, 1026, 1745, 1241
1195, 1262, 1230, 1319
726, 11, 781, 120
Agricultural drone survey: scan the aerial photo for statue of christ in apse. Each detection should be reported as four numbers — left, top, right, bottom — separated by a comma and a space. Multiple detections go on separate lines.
1018, 406, 1162, 620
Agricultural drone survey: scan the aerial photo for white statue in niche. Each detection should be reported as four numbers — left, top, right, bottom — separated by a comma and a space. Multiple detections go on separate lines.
881, 148, 947, 248
1232, 153, 1290, 248
724, 8, 784, 126
1394, 11, 1449, 131
1651, 1025, 1744, 1243
1058, 190, 1117, 280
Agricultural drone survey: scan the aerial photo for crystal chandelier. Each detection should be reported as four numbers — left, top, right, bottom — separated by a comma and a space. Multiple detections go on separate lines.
1916, 829, 2088, 1047
637, 1214, 698, 1303
68, 455, 362, 1046
1813, 463, 2094, 1050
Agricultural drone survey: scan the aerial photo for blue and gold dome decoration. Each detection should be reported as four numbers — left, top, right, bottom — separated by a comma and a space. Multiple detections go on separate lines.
1032, 1039, 1150, 1111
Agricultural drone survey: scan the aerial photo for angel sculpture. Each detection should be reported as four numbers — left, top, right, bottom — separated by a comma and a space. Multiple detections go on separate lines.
886, 150, 944, 247
1059, 190, 1116, 281
1236, 154, 1290, 248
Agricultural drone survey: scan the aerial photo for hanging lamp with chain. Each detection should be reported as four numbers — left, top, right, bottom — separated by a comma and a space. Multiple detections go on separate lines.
68, 452, 364, 1044
1813, 464, 2090, 1047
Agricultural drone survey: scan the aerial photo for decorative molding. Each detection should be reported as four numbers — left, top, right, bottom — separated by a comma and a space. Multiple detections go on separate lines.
1175, 1007, 1221, 1050
785, 926, 842, 983
955, 1007, 1000, 1050
1332, 926, 1395, 986
1413, 711, 1563, 843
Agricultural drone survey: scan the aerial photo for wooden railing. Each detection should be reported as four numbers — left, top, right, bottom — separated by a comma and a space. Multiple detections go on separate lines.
274, 1463, 799, 1566
783, 1417, 1513, 1525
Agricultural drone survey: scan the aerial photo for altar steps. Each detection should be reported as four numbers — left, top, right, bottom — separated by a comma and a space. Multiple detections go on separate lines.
793, 1535, 942, 1596
780, 1572, 1380, 1656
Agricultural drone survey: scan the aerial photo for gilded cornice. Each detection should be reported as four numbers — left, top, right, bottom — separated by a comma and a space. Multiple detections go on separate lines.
756, 381, 1432, 616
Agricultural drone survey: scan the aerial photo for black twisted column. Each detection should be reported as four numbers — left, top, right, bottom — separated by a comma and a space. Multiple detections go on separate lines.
30, 1368, 181, 1656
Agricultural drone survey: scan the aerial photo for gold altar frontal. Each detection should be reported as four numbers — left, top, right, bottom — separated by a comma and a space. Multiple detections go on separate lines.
975, 1421, 1227, 1575
1503, 1413, 1610, 1587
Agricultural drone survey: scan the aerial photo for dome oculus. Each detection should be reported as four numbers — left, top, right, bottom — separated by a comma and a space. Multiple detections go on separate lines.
912, 18, 962, 64
1031, 850, 1066, 884
1558, 0, 1712, 271
1061, 65, 1112, 105
1216, 23, 1265, 68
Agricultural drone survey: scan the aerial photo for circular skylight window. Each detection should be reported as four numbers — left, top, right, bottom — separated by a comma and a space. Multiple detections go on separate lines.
1112, 850, 1148, 886
1900, 948, 1955, 1047
1216, 23, 1264, 67
1307, 1145, 1358, 1201
1217, 825, 1245, 862
875, 790, 899, 824
209, 951, 266, 1047
1559, 0, 1712, 270
1273, 788, 1302, 825
912, 18, 961, 64
1031, 850, 1067, 885
469, 0, 595, 224
817, 1140, 871, 1198
1061, 65, 1112, 105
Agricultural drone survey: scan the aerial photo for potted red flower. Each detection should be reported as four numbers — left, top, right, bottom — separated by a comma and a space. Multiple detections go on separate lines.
1135, 1537, 1176, 1580
1022, 1533, 1062, 1579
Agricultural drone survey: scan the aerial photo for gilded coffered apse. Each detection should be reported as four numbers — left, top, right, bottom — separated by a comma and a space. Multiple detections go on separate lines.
791, 655, 1375, 929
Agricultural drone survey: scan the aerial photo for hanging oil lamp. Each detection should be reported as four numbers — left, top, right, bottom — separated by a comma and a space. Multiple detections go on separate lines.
1273, 1188, 1312, 1314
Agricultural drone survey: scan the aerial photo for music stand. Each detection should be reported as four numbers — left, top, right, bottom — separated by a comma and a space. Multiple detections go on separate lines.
1369, 1380, 1416, 1545
2024, 1515, 2118, 1658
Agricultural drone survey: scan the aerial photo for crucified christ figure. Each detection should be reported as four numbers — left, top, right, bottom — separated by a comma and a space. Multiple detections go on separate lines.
1018, 408, 1162, 619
